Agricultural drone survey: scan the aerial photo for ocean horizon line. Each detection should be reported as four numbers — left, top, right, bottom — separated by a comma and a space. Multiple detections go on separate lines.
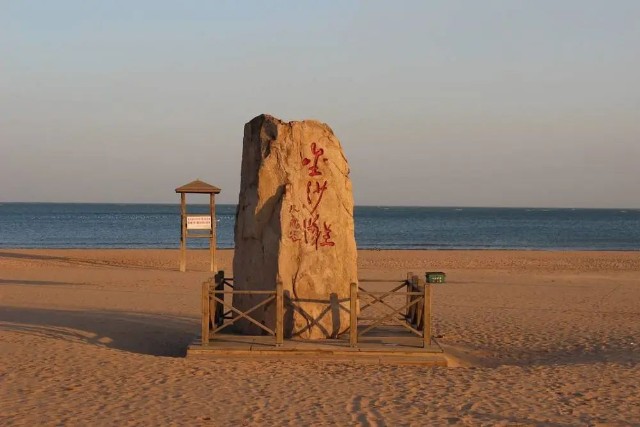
1, 202, 639, 211
1, 246, 638, 252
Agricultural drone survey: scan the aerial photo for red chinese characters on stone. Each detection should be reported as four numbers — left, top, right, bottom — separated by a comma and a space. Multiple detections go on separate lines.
302, 142, 325, 177
303, 213, 321, 249
288, 205, 302, 242
288, 142, 337, 249
289, 217, 302, 242
320, 222, 335, 247
306, 180, 328, 214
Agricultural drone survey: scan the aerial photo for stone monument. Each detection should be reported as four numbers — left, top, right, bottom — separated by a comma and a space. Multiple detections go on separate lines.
233, 114, 358, 339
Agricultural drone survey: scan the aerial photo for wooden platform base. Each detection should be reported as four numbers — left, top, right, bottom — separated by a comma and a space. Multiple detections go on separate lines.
187, 326, 448, 366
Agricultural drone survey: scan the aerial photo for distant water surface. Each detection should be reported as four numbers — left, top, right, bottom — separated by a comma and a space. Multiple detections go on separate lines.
0, 204, 639, 250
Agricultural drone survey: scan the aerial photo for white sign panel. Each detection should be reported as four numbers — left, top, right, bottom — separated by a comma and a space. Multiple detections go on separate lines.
187, 216, 212, 230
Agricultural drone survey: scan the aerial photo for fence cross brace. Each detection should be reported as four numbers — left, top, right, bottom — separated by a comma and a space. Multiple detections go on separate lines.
359, 282, 407, 313
210, 294, 275, 336
359, 297, 423, 337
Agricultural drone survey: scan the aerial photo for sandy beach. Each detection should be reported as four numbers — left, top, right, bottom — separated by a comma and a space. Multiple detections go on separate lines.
1, 249, 639, 425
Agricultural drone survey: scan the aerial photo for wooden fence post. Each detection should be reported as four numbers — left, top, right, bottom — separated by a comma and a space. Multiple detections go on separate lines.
411, 275, 420, 326
214, 270, 225, 325
412, 276, 424, 329
209, 193, 216, 272
210, 274, 220, 340
276, 281, 284, 346
180, 193, 187, 272
201, 280, 210, 345
423, 281, 432, 348
405, 271, 414, 320
350, 282, 358, 347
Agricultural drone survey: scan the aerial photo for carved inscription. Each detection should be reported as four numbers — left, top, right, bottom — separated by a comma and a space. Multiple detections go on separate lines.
302, 142, 324, 177
288, 142, 335, 249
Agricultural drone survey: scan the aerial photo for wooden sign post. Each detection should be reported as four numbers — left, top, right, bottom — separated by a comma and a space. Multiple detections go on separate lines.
175, 179, 221, 272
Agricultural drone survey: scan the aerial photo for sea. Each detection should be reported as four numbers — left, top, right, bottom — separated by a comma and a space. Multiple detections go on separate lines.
0, 203, 639, 250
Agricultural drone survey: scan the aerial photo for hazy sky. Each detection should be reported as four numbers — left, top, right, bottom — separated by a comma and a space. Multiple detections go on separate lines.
2, 1, 639, 207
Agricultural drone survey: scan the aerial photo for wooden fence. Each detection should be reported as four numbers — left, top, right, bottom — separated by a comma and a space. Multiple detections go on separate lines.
355, 273, 432, 347
201, 271, 284, 346
201, 272, 432, 348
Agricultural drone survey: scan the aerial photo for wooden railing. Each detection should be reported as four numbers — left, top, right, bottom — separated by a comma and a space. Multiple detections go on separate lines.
201, 271, 284, 346
351, 273, 432, 348
201, 271, 432, 349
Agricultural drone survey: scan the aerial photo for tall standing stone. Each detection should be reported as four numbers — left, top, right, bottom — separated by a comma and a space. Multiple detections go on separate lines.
233, 114, 357, 339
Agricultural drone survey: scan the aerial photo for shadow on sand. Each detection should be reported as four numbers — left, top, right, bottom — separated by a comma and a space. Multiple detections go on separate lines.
0, 306, 198, 357
0, 279, 87, 286
441, 341, 640, 368
0, 251, 72, 261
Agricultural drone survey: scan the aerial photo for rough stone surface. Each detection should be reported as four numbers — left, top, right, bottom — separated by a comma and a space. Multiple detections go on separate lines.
233, 114, 357, 339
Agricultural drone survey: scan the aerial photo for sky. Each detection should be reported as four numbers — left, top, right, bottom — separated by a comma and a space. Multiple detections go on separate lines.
1, 1, 639, 208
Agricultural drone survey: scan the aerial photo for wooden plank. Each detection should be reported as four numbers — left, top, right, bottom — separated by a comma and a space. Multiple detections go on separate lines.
186, 336, 448, 366
423, 280, 432, 348
211, 281, 217, 339
185, 234, 213, 238
350, 282, 357, 347
358, 279, 407, 283
210, 193, 216, 273
215, 270, 224, 326
406, 272, 412, 319
188, 344, 443, 355
359, 291, 423, 296
276, 281, 283, 346
412, 275, 422, 327
409, 275, 418, 325
179, 193, 186, 272
213, 290, 276, 295
194, 327, 441, 347
201, 280, 209, 344
406, 272, 415, 321
209, 296, 215, 331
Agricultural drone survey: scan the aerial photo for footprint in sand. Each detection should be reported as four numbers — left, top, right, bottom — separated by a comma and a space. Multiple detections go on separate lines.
348, 395, 384, 426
